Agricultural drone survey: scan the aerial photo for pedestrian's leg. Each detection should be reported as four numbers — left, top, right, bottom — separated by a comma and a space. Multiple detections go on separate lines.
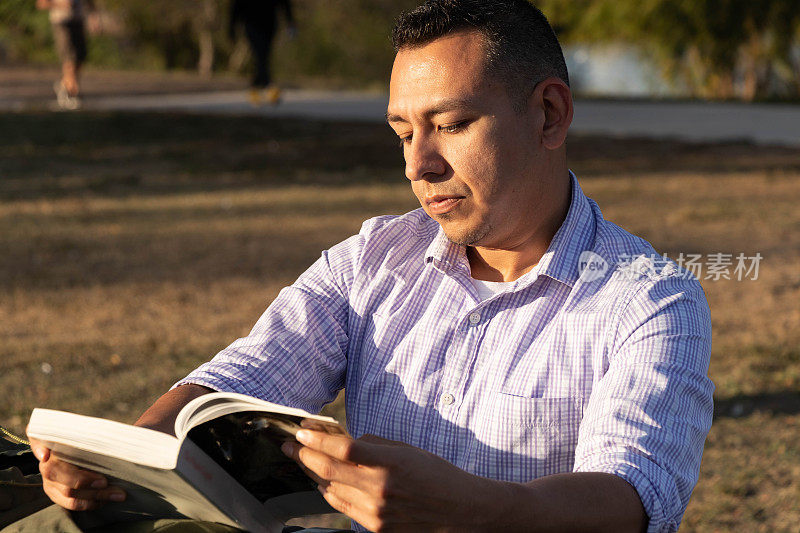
61, 60, 78, 97
51, 20, 86, 109
245, 23, 270, 88
243, 23, 268, 105
66, 20, 88, 98
261, 25, 276, 88
262, 25, 281, 105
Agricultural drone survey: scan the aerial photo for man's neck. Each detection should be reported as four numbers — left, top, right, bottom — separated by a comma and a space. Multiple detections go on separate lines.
467, 243, 546, 282
467, 172, 572, 282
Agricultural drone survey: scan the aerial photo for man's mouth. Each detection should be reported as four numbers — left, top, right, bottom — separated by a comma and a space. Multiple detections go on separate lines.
425, 195, 465, 215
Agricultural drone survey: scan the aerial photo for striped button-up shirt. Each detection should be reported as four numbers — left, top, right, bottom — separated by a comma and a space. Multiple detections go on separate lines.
178, 171, 714, 532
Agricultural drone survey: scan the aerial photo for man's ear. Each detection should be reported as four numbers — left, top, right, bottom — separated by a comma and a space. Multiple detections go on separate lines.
529, 77, 573, 150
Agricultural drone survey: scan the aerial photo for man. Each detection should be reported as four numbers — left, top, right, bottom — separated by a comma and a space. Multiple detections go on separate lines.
229, 0, 296, 106
28, 1, 713, 532
36, 0, 97, 110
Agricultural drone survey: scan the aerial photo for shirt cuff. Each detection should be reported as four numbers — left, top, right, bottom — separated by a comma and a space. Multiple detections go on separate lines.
171, 367, 253, 396
574, 455, 681, 533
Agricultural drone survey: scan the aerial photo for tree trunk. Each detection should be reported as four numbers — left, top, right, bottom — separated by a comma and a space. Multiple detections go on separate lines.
738, 33, 762, 102
196, 0, 217, 77
197, 31, 214, 77
715, 72, 735, 100
741, 62, 758, 101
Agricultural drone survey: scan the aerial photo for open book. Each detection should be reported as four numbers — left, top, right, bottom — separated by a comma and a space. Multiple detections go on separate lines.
27, 392, 343, 532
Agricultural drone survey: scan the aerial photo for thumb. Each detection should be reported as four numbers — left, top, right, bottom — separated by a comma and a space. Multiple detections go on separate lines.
27, 436, 50, 462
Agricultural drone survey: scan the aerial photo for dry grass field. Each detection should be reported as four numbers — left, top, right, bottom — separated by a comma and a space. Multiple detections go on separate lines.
1, 111, 799, 531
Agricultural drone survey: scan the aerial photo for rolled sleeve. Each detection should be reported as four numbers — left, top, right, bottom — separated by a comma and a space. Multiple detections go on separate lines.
574, 275, 714, 532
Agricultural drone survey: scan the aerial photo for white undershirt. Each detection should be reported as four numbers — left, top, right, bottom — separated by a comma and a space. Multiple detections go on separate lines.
470, 277, 515, 301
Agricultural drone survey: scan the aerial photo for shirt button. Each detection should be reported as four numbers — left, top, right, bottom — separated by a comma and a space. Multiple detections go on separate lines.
468, 312, 481, 325
441, 393, 455, 406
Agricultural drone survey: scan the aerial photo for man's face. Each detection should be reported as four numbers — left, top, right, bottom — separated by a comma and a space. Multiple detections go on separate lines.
387, 30, 546, 248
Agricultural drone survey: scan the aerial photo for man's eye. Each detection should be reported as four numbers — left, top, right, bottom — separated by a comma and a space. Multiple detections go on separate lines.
438, 121, 468, 134
398, 135, 412, 148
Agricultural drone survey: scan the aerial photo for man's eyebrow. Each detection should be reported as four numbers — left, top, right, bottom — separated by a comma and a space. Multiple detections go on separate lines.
386, 112, 407, 124
386, 97, 476, 124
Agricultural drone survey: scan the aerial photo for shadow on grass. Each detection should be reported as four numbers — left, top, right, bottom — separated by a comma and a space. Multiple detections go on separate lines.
0, 112, 404, 201
3, 111, 800, 201
714, 390, 800, 419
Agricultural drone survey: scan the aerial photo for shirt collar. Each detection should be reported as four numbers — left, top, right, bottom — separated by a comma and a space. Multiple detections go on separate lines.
425, 171, 596, 288
533, 171, 596, 288
424, 221, 469, 274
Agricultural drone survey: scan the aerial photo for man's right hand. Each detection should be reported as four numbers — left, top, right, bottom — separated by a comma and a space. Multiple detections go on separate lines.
29, 437, 126, 511
30, 384, 213, 511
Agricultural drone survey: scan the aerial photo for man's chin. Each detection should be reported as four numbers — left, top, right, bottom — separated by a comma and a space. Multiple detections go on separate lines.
441, 223, 491, 248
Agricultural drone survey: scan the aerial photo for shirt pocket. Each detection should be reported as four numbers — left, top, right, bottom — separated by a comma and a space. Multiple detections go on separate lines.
461, 393, 585, 482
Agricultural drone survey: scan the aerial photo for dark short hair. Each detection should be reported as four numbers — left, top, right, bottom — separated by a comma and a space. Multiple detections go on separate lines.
391, 0, 569, 109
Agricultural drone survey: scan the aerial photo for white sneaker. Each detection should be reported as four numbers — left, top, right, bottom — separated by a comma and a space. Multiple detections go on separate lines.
53, 81, 81, 110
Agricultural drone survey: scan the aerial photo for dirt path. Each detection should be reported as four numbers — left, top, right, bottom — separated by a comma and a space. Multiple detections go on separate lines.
3, 66, 800, 146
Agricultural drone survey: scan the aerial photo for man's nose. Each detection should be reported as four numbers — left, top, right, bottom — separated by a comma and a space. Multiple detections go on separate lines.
404, 138, 446, 182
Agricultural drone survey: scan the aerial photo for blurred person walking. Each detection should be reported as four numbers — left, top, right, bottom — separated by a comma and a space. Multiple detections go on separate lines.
36, 0, 97, 110
229, 0, 296, 106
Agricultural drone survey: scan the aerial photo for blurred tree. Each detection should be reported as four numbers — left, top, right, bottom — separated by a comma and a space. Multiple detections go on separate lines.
0, 0, 418, 87
95, 0, 419, 85
102, 0, 224, 73
0, 0, 57, 63
4, 0, 795, 98
269, 0, 419, 87
540, 0, 800, 100
196, 0, 220, 77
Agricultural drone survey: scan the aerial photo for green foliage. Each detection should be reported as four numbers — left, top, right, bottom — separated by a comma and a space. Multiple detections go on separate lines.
540, 0, 800, 100
2, 0, 797, 98
0, 0, 418, 87
0, 0, 56, 63
98, 0, 224, 71
271, 0, 419, 86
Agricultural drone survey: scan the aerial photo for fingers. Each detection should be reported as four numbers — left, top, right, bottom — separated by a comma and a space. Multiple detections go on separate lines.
284, 442, 394, 532
28, 437, 51, 463
317, 483, 388, 532
28, 434, 127, 512
40, 455, 105, 489
282, 439, 371, 491
37, 449, 125, 511
295, 429, 382, 465
42, 482, 125, 511
318, 482, 423, 533
299, 418, 349, 437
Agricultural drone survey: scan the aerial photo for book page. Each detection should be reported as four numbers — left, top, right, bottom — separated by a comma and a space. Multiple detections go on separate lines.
174, 392, 339, 439
187, 412, 321, 500
27, 409, 179, 469
26, 407, 296, 531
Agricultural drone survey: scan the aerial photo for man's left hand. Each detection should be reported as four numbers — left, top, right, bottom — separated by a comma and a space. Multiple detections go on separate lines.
281, 423, 509, 532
